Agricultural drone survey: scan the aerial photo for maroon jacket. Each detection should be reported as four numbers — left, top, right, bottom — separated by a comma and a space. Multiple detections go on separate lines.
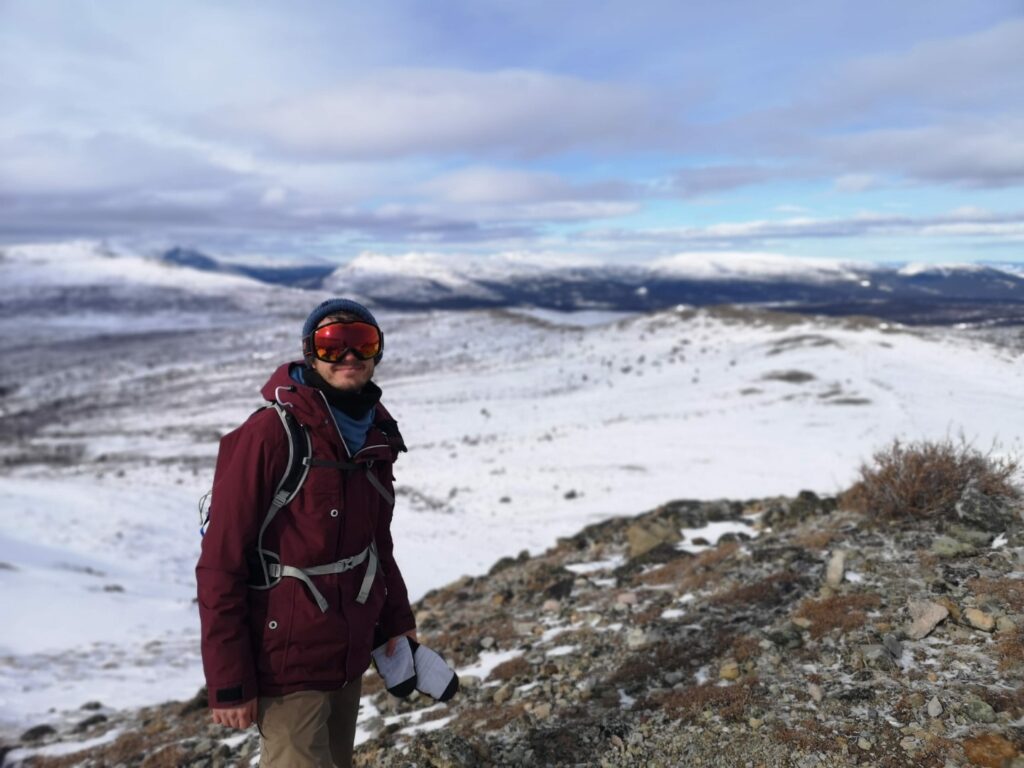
196, 362, 416, 708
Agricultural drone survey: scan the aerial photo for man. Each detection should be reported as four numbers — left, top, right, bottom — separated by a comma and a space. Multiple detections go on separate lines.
197, 298, 416, 767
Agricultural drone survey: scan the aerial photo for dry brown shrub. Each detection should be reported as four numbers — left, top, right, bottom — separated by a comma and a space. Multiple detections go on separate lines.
967, 577, 1024, 612
962, 733, 1018, 768
841, 438, 1020, 520
644, 677, 761, 723
996, 625, 1024, 672
731, 634, 761, 663
773, 719, 838, 753
711, 570, 803, 608
452, 702, 528, 733
489, 655, 531, 682
638, 541, 739, 590
792, 530, 836, 549
794, 593, 881, 639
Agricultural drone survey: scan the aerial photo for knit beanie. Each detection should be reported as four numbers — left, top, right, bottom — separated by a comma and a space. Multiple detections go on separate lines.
302, 298, 383, 363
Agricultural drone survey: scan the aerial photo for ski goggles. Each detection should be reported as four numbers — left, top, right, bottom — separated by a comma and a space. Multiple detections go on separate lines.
307, 320, 382, 362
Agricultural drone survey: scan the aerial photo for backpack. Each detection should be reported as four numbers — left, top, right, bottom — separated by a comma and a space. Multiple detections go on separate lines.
198, 401, 402, 611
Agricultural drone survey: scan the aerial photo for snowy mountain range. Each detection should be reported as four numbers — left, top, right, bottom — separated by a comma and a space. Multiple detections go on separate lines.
182, 246, 1024, 325
4, 241, 1024, 326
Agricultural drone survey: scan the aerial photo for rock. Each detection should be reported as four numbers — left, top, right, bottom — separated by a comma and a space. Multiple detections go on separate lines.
825, 550, 846, 586
906, 599, 949, 640
767, 624, 803, 649
807, 683, 823, 703
962, 732, 1018, 767
964, 697, 997, 724
542, 599, 561, 613
963, 608, 996, 632
493, 685, 513, 705
532, 702, 552, 719
616, 592, 638, 606
74, 714, 108, 732
947, 524, 994, 547
513, 621, 538, 636
882, 633, 903, 660
626, 520, 681, 558
996, 615, 1016, 633
19, 724, 56, 742
791, 616, 812, 629
80, 701, 103, 711
857, 644, 898, 671
931, 536, 976, 558
857, 735, 873, 751
719, 660, 740, 680
927, 696, 943, 718
480, 636, 495, 649
956, 480, 1014, 532
626, 629, 649, 649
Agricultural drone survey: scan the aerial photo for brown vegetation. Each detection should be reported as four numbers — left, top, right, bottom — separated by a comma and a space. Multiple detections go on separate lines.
793, 593, 881, 639
966, 577, 1024, 612
711, 570, 804, 608
643, 677, 763, 723
488, 656, 531, 682
637, 540, 739, 590
840, 438, 1020, 520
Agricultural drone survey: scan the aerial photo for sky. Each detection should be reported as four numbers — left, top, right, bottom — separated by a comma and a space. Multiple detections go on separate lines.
1, 0, 1023, 265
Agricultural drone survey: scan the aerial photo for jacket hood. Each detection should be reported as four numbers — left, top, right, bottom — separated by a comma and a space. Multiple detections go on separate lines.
260, 362, 399, 456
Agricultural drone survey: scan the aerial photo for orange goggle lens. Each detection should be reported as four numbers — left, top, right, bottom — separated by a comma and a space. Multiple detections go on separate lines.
311, 321, 382, 362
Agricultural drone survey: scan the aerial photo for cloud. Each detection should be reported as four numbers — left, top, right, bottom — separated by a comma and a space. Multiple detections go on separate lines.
833, 174, 877, 193
832, 17, 1024, 116
209, 68, 665, 160
0, 131, 243, 194
672, 164, 803, 197
582, 208, 1024, 247
0, 187, 542, 248
824, 121, 1024, 188
422, 166, 633, 205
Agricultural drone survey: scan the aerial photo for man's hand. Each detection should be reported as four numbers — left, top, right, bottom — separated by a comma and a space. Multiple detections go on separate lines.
386, 629, 418, 657
211, 698, 258, 729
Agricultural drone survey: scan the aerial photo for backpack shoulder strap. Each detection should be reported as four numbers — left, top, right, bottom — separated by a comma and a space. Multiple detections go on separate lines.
252, 402, 312, 588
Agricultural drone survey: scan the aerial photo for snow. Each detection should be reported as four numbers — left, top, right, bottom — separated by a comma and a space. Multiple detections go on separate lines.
0, 241, 262, 292
457, 649, 521, 681
650, 251, 858, 281
564, 557, 624, 574
2, 264, 1024, 736
4, 728, 123, 763
545, 645, 577, 657
678, 521, 755, 554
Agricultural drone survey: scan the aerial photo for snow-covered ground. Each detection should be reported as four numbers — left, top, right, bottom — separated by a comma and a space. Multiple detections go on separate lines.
1, 245, 1023, 736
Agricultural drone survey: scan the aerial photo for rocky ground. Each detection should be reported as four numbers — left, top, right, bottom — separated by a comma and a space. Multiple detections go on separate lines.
4, 487, 1023, 768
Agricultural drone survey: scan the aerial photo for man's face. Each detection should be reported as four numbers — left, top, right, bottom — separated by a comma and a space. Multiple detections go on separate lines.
310, 315, 376, 392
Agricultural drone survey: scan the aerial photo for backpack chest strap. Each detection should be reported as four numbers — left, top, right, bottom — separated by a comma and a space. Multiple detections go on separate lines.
265, 541, 378, 612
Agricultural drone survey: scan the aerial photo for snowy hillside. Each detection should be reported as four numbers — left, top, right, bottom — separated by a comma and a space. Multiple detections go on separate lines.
2, 278, 1024, 738
0, 241, 312, 329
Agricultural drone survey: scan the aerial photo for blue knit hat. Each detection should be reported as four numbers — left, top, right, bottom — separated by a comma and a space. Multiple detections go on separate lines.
302, 298, 383, 363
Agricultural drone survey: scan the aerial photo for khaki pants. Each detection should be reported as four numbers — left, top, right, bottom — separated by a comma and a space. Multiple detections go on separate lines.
257, 679, 362, 768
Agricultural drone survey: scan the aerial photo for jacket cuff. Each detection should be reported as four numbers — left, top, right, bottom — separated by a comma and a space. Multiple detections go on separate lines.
380, 608, 417, 639
207, 676, 258, 708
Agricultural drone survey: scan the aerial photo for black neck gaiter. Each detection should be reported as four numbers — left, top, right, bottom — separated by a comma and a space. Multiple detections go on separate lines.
304, 367, 382, 419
